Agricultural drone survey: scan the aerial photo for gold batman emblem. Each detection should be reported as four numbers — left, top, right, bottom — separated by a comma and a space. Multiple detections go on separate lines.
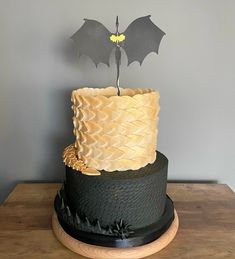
110, 34, 125, 43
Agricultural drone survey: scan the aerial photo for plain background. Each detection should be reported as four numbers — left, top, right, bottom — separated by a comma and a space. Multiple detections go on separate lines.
0, 0, 235, 203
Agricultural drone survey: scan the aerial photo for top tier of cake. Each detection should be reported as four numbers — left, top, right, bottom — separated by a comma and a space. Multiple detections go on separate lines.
71, 87, 160, 172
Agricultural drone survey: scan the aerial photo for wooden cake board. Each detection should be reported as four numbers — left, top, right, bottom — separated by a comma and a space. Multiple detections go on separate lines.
52, 209, 179, 259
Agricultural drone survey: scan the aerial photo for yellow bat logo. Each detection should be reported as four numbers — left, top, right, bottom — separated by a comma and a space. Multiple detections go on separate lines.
110, 34, 125, 43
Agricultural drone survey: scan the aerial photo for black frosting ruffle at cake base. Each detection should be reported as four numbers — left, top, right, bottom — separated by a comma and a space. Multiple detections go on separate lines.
55, 195, 174, 248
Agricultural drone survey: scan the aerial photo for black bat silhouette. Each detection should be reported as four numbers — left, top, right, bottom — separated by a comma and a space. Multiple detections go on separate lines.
71, 15, 165, 95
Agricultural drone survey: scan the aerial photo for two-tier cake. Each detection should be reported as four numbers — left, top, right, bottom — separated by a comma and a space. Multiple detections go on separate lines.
52, 87, 178, 258
52, 15, 178, 259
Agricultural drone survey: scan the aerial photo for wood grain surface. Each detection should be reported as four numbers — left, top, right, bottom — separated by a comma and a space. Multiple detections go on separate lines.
0, 183, 234, 258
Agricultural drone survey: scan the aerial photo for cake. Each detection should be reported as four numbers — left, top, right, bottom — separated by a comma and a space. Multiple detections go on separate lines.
52, 15, 178, 257
53, 86, 175, 248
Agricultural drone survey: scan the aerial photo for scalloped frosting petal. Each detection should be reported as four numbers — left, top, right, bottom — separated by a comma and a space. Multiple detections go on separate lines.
63, 144, 101, 176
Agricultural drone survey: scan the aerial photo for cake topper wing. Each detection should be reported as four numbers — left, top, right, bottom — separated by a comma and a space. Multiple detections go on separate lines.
71, 19, 114, 67
122, 15, 166, 65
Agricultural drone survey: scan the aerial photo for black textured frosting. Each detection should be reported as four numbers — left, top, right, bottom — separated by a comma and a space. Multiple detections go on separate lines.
55, 186, 134, 239
54, 151, 174, 247
65, 151, 168, 228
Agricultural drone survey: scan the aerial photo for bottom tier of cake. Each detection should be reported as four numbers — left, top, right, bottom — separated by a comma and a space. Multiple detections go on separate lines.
54, 151, 175, 248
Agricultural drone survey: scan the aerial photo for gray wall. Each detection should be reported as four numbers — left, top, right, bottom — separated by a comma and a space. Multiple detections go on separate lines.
1, 0, 235, 202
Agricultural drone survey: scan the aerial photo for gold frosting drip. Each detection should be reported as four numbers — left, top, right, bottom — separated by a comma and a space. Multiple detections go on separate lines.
71, 87, 160, 172
63, 144, 101, 176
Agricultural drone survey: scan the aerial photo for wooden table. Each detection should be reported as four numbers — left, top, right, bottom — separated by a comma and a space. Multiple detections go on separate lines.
0, 183, 234, 258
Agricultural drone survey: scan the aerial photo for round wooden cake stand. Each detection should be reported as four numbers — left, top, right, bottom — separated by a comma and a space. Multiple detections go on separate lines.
52, 210, 179, 259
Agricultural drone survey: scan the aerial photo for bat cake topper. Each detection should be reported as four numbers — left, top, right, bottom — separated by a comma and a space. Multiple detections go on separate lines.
71, 15, 165, 95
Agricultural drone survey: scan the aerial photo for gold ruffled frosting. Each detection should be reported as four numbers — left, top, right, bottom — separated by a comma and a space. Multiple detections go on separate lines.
63, 144, 101, 176
68, 86, 160, 172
